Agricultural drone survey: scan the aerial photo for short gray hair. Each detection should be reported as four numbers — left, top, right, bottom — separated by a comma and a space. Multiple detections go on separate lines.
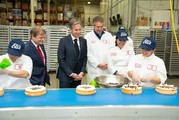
69, 18, 81, 29
93, 16, 104, 24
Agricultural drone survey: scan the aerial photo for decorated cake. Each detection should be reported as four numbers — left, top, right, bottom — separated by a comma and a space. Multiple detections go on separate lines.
76, 84, 96, 95
155, 84, 177, 95
25, 85, 46, 96
121, 83, 142, 95
0, 87, 4, 96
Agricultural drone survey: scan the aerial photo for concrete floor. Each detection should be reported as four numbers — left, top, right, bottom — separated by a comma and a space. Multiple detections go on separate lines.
46, 72, 179, 88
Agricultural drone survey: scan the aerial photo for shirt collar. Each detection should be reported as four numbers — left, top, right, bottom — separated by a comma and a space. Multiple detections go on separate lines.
142, 53, 155, 60
31, 39, 38, 48
93, 30, 105, 40
71, 34, 78, 41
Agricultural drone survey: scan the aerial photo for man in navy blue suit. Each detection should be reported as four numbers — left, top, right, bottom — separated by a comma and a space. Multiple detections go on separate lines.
57, 19, 87, 88
24, 26, 50, 86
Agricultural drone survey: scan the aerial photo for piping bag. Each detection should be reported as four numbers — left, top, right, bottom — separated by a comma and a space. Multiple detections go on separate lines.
0, 58, 11, 69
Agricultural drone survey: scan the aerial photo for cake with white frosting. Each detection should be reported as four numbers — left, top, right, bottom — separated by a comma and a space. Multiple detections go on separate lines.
155, 84, 177, 95
0, 87, 4, 96
121, 83, 142, 95
25, 85, 46, 96
76, 84, 96, 95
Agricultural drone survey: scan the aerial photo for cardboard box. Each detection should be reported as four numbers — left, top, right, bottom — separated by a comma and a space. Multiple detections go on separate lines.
22, 3, 28, 11
136, 17, 148, 26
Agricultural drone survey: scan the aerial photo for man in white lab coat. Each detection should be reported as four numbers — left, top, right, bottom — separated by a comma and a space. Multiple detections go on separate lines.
85, 16, 115, 83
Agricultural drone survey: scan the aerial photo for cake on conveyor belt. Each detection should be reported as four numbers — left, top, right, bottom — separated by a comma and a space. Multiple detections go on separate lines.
121, 83, 142, 95
25, 85, 46, 96
155, 84, 177, 95
0, 87, 4, 96
76, 84, 96, 95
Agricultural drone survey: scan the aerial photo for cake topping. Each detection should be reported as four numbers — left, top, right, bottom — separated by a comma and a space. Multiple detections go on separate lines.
155, 84, 177, 95
122, 83, 141, 90
81, 86, 91, 89
31, 87, 41, 90
121, 83, 142, 95
157, 84, 177, 90
76, 84, 96, 95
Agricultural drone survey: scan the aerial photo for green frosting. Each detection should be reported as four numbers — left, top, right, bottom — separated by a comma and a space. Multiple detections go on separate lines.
0, 58, 11, 69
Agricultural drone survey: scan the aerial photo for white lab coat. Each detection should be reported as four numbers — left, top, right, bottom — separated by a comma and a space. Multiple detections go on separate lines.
108, 44, 135, 77
127, 36, 134, 49
85, 30, 115, 82
0, 54, 32, 89
127, 54, 167, 87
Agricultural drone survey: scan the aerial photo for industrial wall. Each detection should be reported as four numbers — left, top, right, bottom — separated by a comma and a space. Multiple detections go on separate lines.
99, 0, 179, 34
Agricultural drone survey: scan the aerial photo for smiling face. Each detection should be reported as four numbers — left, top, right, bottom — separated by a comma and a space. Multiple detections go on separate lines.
116, 39, 127, 49
93, 21, 104, 35
30, 26, 46, 45
32, 33, 45, 46
70, 23, 82, 38
141, 48, 155, 57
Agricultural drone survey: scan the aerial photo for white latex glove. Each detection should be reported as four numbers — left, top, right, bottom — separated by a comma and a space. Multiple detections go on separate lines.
0, 69, 9, 75
116, 72, 127, 78
132, 72, 141, 84
141, 74, 153, 82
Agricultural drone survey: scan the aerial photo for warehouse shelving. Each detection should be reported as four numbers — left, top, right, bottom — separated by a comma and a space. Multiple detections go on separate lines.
131, 28, 150, 54
48, 26, 68, 71
0, 25, 9, 55
9, 26, 30, 42
165, 30, 179, 75
151, 30, 166, 61
84, 26, 93, 35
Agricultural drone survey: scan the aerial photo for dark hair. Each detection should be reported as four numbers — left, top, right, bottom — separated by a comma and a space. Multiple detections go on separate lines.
93, 16, 104, 24
115, 40, 118, 46
69, 18, 81, 29
30, 26, 46, 38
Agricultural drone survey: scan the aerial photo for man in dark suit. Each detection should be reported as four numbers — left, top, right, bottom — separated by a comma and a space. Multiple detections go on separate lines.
24, 26, 50, 86
57, 19, 87, 88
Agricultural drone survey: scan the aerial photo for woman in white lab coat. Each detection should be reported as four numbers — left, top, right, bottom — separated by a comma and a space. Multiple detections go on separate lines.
118, 26, 134, 49
127, 37, 167, 87
0, 39, 32, 89
108, 31, 135, 78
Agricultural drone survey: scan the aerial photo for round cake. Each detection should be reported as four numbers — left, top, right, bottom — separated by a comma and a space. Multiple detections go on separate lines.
0, 87, 4, 96
76, 84, 96, 95
25, 85, 46, 96
155, 84, 177, 95
121, 83, 142, 95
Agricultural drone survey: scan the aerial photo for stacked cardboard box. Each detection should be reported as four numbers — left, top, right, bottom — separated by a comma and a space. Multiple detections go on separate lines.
136, 17, 148, 26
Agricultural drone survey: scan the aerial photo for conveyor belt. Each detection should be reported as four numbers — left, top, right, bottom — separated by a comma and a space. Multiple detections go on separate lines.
0, 88, 178, 108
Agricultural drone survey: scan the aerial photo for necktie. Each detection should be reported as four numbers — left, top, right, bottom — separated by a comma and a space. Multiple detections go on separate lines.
37, 45, 44, 64
74, 39, 79, 56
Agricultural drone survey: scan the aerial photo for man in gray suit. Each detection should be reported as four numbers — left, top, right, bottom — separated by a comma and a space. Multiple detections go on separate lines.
57, 19, 87, 88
